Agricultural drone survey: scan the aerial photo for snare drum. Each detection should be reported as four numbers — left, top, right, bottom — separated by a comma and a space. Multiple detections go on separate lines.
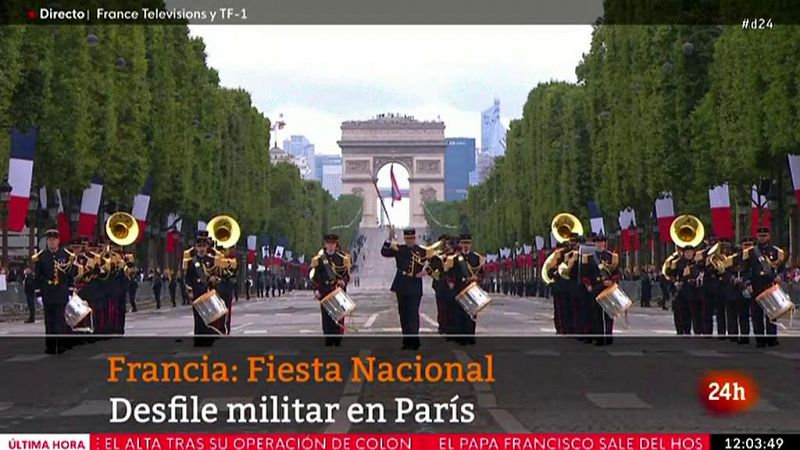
595, 283, 632, 319
755, 284, 795, 321
455, 282, 492, 320
320, 288, 356, 323
192, 289, 228, 326
64, 293, 93, 333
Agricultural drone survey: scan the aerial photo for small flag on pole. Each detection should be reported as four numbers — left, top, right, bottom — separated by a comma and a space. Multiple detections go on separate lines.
390, 164, 402, 207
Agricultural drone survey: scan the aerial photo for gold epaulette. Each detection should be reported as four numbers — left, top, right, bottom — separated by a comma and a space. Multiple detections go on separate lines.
31, 249, 44, 262
342, 253, 352, 270
443, 255, 455, 271
477, 253, 485, 267
776, 247, 785, 264
694, 250, 706, 263
310, 254, 321, 268
610, 252, 620, 267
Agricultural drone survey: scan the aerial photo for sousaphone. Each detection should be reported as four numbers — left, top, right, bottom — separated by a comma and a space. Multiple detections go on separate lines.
208, 215, 241, 249
669, 214, 705, 249
106, 212, 140, 246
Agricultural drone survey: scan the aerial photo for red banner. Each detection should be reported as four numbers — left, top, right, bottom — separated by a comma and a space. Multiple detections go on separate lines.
86, 433, 711, 450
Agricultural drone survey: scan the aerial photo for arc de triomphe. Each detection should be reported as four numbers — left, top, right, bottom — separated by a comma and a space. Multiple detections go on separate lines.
338, 114, 446, 228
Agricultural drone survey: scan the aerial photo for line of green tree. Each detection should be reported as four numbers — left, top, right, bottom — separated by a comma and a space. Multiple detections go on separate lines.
426, 25, 800, 253
0, 23, 361, 258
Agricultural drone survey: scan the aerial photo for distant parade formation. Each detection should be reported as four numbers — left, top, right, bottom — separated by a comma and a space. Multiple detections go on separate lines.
24, 200, 797, 353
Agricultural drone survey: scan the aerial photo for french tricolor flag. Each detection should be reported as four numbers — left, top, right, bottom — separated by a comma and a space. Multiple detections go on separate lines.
165, 213, 182, 254
131, 177, 152, 243
618, 207, 638, 251
54, 189, 71, 243
750, 184, 771, 236
708, 183, 734, 239
655, 192, 675, 243
246, 235, 257, 264
77, 177, 103, 238
6, 128, 38, 232
587, 200, 605, 235
789, 155, 800, 208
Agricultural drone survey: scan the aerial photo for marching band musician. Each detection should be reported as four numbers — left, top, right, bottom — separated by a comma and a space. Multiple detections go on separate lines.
742, 226, 786, 347
183, 230, 221, 346
542, 241, 570, 334
214, 244, 239, 335
664, 245, 706, 335
729, 237, 754, 344
559, 233, 585, 337
380, 226, 427, 350
309, 233, 352, 346
32, 229, 76, 354
705, 236, 736, 338
700, 235, 723, 335
425, 235, 454, 335
444, 233, 485, 345
73, 240, 103, 335
578, 233, 620, 346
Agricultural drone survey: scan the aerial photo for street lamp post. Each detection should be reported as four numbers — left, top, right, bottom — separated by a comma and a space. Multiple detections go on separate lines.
0, 177, 13, 269
27, 188, 39, 255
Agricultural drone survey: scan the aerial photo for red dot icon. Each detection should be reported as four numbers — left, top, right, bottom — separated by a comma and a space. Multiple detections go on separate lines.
27, 9, 37, 20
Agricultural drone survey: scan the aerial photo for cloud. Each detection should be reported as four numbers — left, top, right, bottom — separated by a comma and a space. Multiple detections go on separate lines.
189, 25, 592, 153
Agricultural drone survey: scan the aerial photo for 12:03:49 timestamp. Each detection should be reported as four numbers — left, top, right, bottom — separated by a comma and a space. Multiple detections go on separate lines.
724, 437, 784, 450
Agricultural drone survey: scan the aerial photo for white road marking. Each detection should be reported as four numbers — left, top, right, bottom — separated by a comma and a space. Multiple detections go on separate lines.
751, 399, 779, 412
0, 403, 12, 412
487, 408, 530, 433
90, 352, 130, 360
5, 354, 50, 362
363, 313, 379, 328
420, 313, 439, 327
243, 329, 268, 335
586, 393, 653, 409
231, 321, 253, 331
766, 351, 800, 360
653, 330, 677, 334
538, 327, 557, 333
606, 350, 645, 357
524, 350, 561, 356
174, 350, 209, 358
686, 350, 729, 358
60, 400, 110, 416
325, 349, 371, 433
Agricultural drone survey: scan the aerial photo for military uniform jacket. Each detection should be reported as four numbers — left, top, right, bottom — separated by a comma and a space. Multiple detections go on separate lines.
32, 247, 75, 305
380, 240, 427, 296
743, 243, 785, 292
310, 249, 351, 297
426, 252, 451, 294
578, 249, 621, 292
666, 256, 705, 290
445, 251, 485, 294
182, 248, 217, 299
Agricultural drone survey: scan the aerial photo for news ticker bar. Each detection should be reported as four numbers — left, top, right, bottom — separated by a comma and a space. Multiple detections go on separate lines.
2, 434, 799, 450
3, 0, 800, 25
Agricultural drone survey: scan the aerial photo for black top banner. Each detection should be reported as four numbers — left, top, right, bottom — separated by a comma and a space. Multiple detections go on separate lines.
2, 0, 800, 25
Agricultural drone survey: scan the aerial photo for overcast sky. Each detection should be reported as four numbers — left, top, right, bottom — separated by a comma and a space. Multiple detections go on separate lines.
188, 25, 593, 155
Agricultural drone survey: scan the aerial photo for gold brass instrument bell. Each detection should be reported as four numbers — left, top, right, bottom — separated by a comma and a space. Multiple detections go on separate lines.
542, 212, 583, 284
208, 215, 241, 249
668, 214, 705, 249
106, 212, 140, 246
551, 212, 584, 243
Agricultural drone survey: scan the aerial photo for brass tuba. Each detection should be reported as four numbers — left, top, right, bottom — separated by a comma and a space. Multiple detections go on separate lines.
551, 213, 583, 243
208, 215, 241, 249
106, 212, 140, 247
669, 214, 705, 249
